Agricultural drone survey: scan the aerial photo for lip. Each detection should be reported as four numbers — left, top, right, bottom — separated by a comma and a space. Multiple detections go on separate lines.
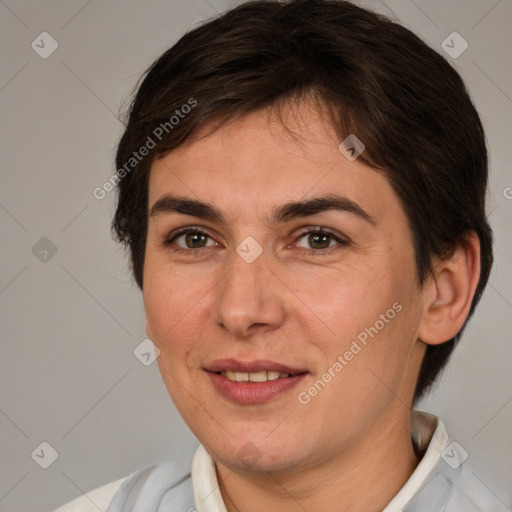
205, 358, 308, 375
207, 372, 308, 404
205, 358, 309, 405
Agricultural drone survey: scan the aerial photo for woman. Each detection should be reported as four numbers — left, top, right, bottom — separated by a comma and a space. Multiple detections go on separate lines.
55, 0, 507, 510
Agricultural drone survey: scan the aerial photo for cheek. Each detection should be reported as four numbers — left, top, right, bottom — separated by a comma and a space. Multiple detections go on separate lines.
143, 253, 183, 343
143, 254, 214, 360
298, 258, 418, 378
143, 277, 171, 341
293, 260, 396, 334
143, 268, 199, 406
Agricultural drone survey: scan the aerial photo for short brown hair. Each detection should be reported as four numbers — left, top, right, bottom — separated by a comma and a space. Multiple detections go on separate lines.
112, 0, 493, 401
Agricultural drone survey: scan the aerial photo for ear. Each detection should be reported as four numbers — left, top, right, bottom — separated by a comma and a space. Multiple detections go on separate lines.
417, 231, 481, 346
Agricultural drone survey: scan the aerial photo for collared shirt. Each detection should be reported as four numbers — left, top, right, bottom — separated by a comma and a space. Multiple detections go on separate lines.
53, 411, 510, 512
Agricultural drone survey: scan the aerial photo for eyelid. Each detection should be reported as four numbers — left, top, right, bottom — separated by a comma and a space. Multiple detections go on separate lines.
295, 225, 346, 240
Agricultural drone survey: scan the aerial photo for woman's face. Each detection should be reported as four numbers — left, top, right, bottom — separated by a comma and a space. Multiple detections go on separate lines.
143, 103, 428, 473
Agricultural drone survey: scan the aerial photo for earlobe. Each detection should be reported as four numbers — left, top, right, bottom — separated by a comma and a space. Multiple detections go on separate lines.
417, 231, 481, 346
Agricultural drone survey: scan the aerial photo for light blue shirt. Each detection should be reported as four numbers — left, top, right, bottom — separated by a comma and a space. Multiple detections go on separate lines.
53, 411, 510, 512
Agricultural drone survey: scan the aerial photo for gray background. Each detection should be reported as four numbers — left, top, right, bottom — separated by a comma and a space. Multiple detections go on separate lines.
0, 0, 511, 511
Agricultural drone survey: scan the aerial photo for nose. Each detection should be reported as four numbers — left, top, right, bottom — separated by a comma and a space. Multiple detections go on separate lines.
211, 247, 287, 339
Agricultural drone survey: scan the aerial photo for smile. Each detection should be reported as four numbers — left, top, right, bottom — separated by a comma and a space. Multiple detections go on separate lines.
205, 359, 309, 404
218, 370, 291, 382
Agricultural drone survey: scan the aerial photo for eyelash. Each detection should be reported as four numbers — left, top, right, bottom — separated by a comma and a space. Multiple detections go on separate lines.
163, 226, 348, 256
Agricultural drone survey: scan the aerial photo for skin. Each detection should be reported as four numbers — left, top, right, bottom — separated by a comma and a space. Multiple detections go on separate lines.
143, 101, 480, 511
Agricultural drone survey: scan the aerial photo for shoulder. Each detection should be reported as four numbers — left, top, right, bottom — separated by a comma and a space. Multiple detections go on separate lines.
52, 450, 197, 512
52, 460, 194, 512
394, 412, 510, 512
444, 462, 511, 512
52, 477, 127, 512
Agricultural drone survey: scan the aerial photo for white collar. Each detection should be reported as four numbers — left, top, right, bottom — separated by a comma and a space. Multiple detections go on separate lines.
192, 410, 447, 512
382, 411, 448, 511
192, 442, 227, 512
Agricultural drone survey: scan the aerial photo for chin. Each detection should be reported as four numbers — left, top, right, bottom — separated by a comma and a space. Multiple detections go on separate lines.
208, 433, 310, 474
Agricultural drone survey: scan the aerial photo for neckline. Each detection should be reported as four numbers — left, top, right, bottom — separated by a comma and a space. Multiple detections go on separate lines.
191, 410, 448, 512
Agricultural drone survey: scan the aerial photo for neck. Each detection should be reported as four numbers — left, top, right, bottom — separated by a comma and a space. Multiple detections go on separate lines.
216, 409, 420, 512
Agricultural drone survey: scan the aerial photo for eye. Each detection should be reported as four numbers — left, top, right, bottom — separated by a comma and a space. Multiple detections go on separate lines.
165, 228, 218, 250
163, 226, 348, 255
295, 227, 348, 254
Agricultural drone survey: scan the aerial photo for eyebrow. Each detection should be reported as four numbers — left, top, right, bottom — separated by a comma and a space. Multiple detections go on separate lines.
149, 194, 376, 226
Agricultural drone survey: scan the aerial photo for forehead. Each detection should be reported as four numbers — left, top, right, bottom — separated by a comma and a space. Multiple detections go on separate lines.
147, 104, 399, 225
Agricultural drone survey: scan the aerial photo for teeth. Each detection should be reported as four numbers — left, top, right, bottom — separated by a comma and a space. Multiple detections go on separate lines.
221, 370, 291, 382
235, 372, 248, 382
249, 371, 267, 382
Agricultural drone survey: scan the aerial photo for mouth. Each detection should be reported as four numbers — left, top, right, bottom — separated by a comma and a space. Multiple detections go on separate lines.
205, 359, 309, 404
217, 370, 298, 382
